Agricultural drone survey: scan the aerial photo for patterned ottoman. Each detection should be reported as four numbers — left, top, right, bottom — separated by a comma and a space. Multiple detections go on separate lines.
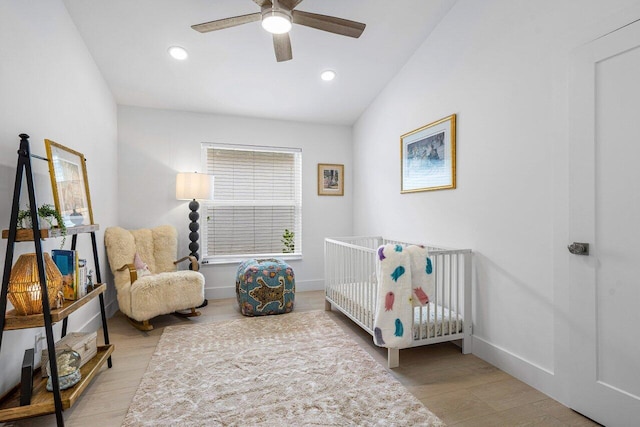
236, 258, 295, 316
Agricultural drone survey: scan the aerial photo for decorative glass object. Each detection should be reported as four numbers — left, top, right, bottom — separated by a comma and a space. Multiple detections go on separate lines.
8, 253, 63, 315
46, 350, 81, 391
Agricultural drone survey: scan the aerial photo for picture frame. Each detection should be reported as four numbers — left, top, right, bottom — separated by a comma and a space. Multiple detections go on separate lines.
401, 114, 456, 193
44, 139, 94, 227
318, 163, 344, 196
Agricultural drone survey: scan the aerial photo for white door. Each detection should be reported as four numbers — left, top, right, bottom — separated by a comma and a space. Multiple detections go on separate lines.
568, 20, 640, 426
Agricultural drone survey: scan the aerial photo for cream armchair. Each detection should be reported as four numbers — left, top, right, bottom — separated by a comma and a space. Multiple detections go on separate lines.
104, 225, 205, 331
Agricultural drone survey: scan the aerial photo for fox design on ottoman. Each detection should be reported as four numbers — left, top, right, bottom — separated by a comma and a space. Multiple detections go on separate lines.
236, 258, 295, 316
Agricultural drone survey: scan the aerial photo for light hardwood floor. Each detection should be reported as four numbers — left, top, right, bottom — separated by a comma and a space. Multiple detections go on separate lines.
3, 291, 598, 426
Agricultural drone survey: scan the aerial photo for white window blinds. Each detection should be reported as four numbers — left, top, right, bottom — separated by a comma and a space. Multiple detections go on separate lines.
202, 143, 302, 261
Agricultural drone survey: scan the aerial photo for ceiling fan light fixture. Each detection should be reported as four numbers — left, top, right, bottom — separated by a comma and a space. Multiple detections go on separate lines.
168, 46, 188, 60
262, 10, 292, 34
320, 70, 336, 81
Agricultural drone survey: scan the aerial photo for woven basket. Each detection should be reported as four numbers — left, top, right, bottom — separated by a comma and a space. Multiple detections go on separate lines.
8, 253, 63, 315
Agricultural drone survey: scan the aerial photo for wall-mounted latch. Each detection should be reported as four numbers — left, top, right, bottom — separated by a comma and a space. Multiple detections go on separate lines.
568, 242, 589, 256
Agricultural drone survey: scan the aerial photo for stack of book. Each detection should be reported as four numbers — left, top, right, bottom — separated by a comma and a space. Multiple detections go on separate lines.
51, 250, 88, 300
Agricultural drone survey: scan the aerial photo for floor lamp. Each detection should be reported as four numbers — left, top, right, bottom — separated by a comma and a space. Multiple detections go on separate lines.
176, 172, 214, 307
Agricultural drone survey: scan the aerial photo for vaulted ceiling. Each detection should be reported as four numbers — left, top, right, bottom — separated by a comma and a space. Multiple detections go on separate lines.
63, 0, 457, 125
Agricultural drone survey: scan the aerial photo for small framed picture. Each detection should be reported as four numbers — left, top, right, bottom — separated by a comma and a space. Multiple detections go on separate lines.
318, 164, 344, 196
44, 139, 94, 227
401, 114, 456, 193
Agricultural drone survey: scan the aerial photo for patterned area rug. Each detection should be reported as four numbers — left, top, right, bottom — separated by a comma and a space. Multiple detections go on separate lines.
122, 311, 444, 426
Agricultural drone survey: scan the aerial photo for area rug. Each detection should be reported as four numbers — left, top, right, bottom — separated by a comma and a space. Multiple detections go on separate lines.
122, 311, 444, 426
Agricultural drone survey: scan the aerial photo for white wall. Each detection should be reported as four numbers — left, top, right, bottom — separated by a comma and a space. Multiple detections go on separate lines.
352, 0, 640, 404
0, 1, 118, 396
117, 105, 352, 299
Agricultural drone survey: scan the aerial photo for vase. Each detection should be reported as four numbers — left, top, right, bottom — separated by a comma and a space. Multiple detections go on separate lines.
69, 212, 84, 226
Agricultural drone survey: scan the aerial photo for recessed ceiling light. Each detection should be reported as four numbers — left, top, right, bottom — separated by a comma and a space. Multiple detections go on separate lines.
168, 46, 188, 60
320, 70, 336, 81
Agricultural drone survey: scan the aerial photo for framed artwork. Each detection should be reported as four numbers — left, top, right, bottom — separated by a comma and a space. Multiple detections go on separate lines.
318, 163, 344, 196
44, 139, 94, 227
401, 114, 456, 193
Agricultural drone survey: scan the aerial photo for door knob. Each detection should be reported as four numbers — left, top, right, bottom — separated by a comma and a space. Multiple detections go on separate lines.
568, 242, 589, 255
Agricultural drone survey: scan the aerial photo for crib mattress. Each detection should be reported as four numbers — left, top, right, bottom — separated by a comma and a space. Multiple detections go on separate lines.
412, 303, 463, 339
327, 282, 463, 341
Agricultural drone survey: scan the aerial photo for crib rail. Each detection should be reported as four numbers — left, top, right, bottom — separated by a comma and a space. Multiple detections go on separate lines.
324, 237, 377, 332
325, 236, 472, 351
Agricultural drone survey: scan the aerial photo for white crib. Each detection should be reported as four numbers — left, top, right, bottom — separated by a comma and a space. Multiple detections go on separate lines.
324, 236, 472, 368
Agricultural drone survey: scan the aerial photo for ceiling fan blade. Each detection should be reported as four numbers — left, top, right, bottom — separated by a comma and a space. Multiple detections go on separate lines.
292, 10, 365, 38
252, 0, 272, 7
191, 13, 261, 33
278, 0, 304, 10
273, 33, 293, 62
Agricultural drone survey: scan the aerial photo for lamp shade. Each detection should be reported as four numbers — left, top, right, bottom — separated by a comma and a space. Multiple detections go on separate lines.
8, 253, 63, 315
176, 172, 214, 201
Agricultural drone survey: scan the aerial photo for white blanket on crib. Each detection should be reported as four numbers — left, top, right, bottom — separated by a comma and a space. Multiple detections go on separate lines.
373, 244, 435, 348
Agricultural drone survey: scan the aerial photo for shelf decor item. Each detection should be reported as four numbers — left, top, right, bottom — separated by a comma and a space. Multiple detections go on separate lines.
20, 348, 35, 406
44, 139, 94, 228
15, 204, 67, 248
17, 204, 66, 234
41, 331, 97, 378
51, 249, 78, 301
45, 350, 81, 391
8, 253, 63, 315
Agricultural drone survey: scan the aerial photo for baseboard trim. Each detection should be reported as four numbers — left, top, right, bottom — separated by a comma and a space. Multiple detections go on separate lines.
75, 298, 119, 333
472, 335, 559, 400
207, 279, 324, 300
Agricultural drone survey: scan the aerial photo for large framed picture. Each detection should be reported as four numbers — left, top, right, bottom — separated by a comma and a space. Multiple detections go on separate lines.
44, 139, 94, 227
318, 163, 344, 196
401, 114, 456, 193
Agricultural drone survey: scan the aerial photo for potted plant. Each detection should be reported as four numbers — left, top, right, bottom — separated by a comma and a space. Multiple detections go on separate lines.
281, 229, 295, 253
17, 204, 67, 246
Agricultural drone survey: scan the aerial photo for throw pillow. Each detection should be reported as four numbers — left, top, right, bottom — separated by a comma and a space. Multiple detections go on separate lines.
133, 252, 152, 277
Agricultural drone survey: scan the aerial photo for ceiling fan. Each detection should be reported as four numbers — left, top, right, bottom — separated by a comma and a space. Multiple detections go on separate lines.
191, 0, 366, 62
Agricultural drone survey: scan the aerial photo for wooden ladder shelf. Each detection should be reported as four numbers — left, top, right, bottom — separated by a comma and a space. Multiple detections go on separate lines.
0, 134, 113, 426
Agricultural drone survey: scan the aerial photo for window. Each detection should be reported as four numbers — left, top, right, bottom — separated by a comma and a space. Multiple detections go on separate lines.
201, 143, 302, 263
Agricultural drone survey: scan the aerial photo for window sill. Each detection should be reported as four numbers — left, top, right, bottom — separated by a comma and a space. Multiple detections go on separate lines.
201, 253, 303, 265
